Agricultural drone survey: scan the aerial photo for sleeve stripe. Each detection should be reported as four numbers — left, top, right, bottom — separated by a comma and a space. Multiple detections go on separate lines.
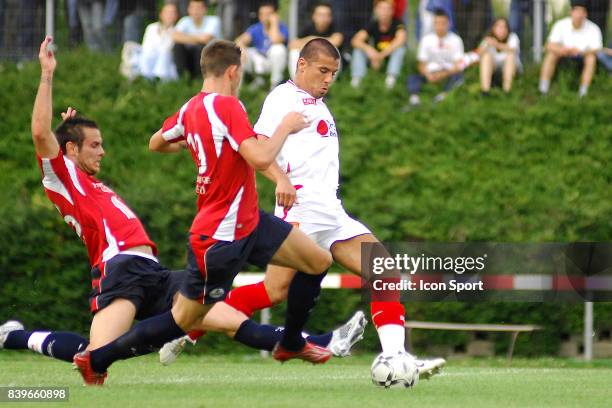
162, 102, 189, 141
42, 158, 74, 205
63, 156, 86, 196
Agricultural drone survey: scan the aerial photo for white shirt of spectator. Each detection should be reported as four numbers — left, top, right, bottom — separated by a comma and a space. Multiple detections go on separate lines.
254, 81, 344, 226
547, 17, 603, 52
486, 32, 520, 66
142, 22, 174, 54
418, 32, 464, 72
139, 22, 177, 80
175, 15, 221, 39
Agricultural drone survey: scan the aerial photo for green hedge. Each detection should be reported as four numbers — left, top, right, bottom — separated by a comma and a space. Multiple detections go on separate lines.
0, 49, 610, 356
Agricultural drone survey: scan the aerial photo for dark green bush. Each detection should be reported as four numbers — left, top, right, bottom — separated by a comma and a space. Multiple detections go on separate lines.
0, 49, 610, 356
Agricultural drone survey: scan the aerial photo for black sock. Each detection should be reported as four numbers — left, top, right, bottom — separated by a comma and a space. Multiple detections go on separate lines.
234, 320, 283, 351
280, 271, 327, 351
3, 330, 31, 349
234, 320, 333, 351
90, 311, 185, 373
306, 332, 332, 347
4, 330, 89, 363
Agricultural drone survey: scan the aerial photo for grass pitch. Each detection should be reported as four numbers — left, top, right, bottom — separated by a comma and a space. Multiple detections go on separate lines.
0, 352, 611, 407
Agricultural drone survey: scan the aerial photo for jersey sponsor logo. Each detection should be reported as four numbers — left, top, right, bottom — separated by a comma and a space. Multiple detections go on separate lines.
196, 176, 212, 195
302, 97, 317, 105
91, 182, 114, 194
317, 120, 329, 136
316, 120, 338, 138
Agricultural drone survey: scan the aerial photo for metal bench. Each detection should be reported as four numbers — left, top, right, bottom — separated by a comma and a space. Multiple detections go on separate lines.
405, 321, 542, 361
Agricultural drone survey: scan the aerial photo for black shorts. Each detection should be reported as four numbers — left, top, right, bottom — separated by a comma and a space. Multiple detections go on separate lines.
181, 210, 292, 304
90, 254, 186, 320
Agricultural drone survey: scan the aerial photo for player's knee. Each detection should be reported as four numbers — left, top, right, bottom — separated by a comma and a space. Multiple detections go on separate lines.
306, 250, 333, 275
265, 283, 289, 305
171, 304, 201, 332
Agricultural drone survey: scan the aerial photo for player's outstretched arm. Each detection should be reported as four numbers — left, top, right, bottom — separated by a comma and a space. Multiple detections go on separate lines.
239, 112, 309, 171
31, 36, 60, 159
149, 129, 188, 153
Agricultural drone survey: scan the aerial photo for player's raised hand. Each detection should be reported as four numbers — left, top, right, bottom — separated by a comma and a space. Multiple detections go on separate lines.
281, 112, 310, 134
61, 107, 77, 121
39, 36, 57, 74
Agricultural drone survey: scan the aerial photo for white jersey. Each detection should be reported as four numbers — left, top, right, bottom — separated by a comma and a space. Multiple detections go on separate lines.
253, 80, 343, 228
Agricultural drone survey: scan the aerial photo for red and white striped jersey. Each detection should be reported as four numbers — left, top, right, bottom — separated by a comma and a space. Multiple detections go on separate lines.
37, 152, 157, 267
161, 92, 259, 241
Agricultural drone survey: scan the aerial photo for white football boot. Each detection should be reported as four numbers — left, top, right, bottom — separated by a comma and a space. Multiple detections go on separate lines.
159, 335, 196, 366
0, 320, 24, 348
411, 355, 446, 379
328, 311, 368, 357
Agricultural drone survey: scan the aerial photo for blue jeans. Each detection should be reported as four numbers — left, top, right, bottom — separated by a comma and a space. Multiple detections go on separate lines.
509, 0, 546, 46
407, 72, 464, 95
351, 46, 406, 79
78, 0, 108, 52
597, 51, 612, 73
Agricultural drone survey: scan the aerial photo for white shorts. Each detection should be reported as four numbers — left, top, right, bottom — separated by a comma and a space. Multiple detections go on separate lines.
277, 205, 371, 250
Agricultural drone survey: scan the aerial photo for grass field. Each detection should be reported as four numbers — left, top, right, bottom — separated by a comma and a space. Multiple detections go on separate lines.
1, 352, 611, 407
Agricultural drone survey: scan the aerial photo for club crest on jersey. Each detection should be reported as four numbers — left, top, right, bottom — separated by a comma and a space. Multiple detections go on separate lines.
316, 120, 337, 138
92, 182, 114, 194
302, 97, 317, 105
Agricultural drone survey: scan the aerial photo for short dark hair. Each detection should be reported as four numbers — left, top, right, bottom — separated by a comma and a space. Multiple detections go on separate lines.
259, 1, 277, 11
299, 38, 340, 62
571, 0, 588, 10
200, 40, 242, 78
312, 1, 332, 13
54, 117, 99, 154
433, 8, 449, 18
189, 0, 206, 5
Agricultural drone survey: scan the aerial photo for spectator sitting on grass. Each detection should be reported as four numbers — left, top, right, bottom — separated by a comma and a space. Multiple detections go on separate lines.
538, 0, 602, 98
350, 0, 407, 90
288, 1, 343, 80
478, 17, 520, 95
235, 1, 289, 90
172, 0, 221, 80
135, 2, 180, 81
406, 8, 464, 107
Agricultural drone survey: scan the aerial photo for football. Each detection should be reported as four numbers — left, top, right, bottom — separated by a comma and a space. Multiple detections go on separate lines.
371, 351, 419, 389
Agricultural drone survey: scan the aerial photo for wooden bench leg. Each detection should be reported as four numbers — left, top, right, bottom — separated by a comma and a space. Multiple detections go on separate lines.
507, 331, 519, 362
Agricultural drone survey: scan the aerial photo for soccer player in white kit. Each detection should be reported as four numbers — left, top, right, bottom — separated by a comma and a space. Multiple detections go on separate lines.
223, 38, 445, 378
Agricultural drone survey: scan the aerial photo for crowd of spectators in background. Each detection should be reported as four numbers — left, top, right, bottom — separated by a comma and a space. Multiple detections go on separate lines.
0, 0, 610, 100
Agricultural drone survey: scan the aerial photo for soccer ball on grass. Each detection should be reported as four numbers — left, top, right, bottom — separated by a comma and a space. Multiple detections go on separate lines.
370, 351, 419, 389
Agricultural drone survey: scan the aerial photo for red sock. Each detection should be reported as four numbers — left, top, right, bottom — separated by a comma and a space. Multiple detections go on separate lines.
370, 301, 405, 329
224, 281, 272, 318
187, 330, 205, 343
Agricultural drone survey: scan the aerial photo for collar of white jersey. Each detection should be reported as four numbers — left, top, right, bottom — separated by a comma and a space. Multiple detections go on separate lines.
286, 80, 322, 102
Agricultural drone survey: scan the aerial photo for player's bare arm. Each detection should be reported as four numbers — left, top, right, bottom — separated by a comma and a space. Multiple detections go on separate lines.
149, 129, 188, 153
259, 161, 297, 209
238, 112, 309, 170
31, 36, 60, 159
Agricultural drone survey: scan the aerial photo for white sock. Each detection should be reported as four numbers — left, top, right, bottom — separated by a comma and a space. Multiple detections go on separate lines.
27, 331, 51, 354
377, 324, 405, 355
579, 84, 589, 97
539, 79, 550, 94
